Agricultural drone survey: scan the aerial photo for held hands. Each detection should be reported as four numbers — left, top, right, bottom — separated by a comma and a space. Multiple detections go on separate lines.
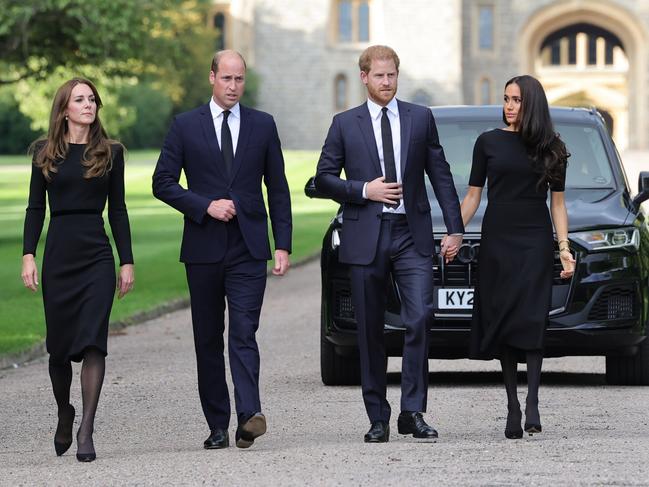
117, 264, 135, 299
366, 176, 402, 205
207, 199, 237, 221
440, 234, 463, 263
21, 254, 39, 292
273, 249, 290, 276
559, 250, 576, 280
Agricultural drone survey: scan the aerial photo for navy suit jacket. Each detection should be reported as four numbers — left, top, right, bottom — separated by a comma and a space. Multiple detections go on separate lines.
315, 100, 463, 265
152, 103, 292, 263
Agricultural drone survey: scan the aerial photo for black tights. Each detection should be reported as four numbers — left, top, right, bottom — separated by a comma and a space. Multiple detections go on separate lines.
48, 347, 105, 455
499, 345, 543, 424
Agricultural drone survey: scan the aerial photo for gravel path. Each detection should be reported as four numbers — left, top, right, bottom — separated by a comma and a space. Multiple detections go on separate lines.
1, 259, 648, 485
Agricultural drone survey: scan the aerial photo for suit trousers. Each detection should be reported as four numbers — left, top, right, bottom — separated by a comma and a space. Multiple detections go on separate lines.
349, 214, 434, 423
185, 217, 267, 430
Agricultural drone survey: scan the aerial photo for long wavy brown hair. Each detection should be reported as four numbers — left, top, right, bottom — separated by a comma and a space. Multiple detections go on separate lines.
29, 78, 119, 180
502, 75, 570, 190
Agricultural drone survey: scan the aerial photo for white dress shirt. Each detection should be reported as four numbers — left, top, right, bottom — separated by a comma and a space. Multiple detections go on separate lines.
363, 97, 405, 213
209, 97, 240, 156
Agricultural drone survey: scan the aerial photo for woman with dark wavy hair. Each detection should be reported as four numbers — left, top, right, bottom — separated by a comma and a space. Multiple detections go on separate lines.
21, 78, 134, 461
456, 75, 574, 439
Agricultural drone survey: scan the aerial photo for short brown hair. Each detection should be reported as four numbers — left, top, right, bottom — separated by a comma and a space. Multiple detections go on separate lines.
358, 45, 400, 73
210, 49, 247, 73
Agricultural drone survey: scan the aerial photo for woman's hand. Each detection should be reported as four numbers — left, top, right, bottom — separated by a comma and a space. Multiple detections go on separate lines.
559, 250, 576, 280
21, 254, 39, 292
117, 264, 135, 299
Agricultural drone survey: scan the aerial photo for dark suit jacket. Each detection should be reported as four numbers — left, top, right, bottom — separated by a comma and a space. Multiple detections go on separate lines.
152, 103, 292, 263
314, 100, 463, 265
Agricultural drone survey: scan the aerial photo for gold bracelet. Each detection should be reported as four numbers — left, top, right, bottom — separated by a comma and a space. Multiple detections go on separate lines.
557, 239, 570, 245
559, 248, 572, 254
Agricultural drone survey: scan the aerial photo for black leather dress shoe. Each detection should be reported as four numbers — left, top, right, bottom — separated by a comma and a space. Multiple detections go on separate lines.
364, 421, 390, 443
235, 413, 267, 449
397, 411, 438, 439
204, 428, 229, 449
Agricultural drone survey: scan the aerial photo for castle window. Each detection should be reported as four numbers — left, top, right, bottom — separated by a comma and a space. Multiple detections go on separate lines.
480, 78, 492, 105
334, 74, 348, 110
213, 11, 227, 50
336, 0, 370, 43
478, 5, 494, 50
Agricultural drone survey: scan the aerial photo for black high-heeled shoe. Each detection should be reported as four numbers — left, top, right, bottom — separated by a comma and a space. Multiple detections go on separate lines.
524, 423, 542, 435
54, 404, 75, 456
524, 402, 542, 435
76, 429, 96, 462
504, 406, 523, 439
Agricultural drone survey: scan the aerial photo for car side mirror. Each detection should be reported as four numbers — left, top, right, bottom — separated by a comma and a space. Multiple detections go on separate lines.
632, 171, 649, 210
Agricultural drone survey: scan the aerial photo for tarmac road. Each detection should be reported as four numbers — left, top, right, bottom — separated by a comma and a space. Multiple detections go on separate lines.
1, 258, 648, 486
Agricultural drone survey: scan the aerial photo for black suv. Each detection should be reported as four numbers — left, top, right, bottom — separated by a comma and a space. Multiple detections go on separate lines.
306, 106, 649, 386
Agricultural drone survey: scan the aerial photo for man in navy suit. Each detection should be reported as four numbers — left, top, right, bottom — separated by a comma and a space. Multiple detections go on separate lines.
315, 45, 464, 443
153, 50, 292, 450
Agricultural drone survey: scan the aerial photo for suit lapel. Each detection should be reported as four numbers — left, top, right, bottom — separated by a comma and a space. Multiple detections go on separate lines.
199, 104, 227, 179
356, 104, 382, 175
398, 100, 411, 177
230, 105, 252, 182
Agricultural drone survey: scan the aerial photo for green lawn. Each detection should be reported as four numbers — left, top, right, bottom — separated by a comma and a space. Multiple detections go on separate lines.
0, 150, 336, 356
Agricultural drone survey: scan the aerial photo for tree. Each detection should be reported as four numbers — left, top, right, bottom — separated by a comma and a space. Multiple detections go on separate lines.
0, 0, 215, 87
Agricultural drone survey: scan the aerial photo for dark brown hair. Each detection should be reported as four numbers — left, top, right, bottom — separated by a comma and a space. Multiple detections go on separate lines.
503, 75, 570, 190
29, 77, 120, 180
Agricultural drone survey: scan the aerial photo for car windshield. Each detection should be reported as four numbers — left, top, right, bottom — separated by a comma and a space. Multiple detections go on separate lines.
436, 120, 615, 192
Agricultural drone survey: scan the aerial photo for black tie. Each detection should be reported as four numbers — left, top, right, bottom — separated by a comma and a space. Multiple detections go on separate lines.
221, 110, 233, 177
381, 107, 398, 209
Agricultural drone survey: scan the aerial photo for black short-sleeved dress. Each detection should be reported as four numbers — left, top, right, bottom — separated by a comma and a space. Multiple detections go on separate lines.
23, 143, 133, 363
468, 129, 565, 359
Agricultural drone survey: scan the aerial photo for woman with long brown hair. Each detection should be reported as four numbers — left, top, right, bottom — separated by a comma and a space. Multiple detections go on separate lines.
21, 78, 134, 461
456, 75, 575, 439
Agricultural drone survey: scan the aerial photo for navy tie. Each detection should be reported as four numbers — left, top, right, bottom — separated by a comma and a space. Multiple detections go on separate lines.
221, 110, 233, 177
381, 107, 398, 209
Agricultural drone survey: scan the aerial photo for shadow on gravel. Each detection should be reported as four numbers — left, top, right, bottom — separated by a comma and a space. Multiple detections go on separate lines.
386, 371, 606, 386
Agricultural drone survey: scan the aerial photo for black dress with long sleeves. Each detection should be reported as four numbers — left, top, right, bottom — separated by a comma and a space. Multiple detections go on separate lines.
468, 129, 565, 359
23, 143, 133, 363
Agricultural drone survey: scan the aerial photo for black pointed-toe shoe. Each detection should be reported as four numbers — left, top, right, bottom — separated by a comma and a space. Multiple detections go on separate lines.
397, 411, 438, 439
75, 429, 96, 462
364, 421, 390, 443
524, 423, 542, 435
235, 412, 267, 449
504, 406, 523, 439
524, 403, 542, 436
203, 428, 230, 449
54, 404, 75, 456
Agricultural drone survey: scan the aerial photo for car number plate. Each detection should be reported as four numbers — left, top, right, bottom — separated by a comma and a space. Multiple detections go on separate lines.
437, 288, 474, 309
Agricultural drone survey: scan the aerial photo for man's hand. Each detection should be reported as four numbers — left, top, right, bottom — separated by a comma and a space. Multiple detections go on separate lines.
207, 199, 236, 221
366, 176, 402, 205
440, 234, 463, 263
273, 249, 290, 276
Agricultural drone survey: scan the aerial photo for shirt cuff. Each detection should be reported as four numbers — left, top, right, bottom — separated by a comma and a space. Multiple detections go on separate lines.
362, 182, 368, 199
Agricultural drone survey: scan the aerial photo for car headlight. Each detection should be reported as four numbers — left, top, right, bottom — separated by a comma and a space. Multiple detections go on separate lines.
570, 227, 640, 252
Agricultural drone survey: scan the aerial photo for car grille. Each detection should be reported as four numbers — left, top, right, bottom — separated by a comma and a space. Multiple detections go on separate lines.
334, 287, 355, 320
587, 286, 637, 321
433, 238, 564, 286
331, 238, 566, 323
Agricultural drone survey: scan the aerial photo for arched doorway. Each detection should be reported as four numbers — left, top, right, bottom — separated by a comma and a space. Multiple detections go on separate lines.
518, 1, 648, 150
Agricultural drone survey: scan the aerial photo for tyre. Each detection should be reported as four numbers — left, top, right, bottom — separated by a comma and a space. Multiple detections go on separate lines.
320, 334, 361, 385
605, 336, 649, 385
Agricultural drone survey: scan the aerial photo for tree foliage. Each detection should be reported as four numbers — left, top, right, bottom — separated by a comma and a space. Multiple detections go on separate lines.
0, 0, 261, 150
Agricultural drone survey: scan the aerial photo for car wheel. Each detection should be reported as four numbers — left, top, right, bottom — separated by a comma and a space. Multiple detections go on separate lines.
605, 336, 649, 385
320, 334, 361, 386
